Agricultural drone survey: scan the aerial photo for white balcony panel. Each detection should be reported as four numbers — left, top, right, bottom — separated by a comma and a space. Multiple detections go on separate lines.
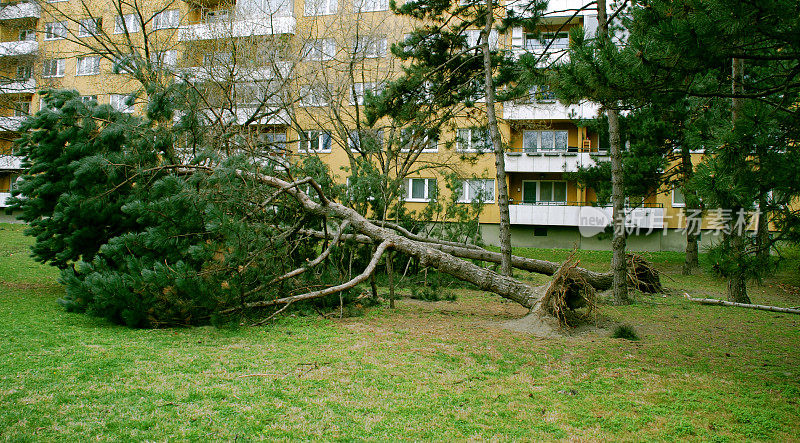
178, 17, 295, 41
0, 78, 35, 94
0, 116, 26, 131
0, 192, 10, 207
181, 63, 291, 82
504, 152, 608, 173
0, 155, 23, 170
510, 204, 664, 229
0, 40, 37, 57
0, 2, 40, 21
202, 107, 289, 125
503, 101, 599, 120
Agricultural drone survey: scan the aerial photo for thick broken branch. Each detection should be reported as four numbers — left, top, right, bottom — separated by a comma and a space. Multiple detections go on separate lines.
683, 293, 800, 315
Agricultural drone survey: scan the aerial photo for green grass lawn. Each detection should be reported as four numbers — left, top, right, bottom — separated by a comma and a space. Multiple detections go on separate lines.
1, 223, 799, 441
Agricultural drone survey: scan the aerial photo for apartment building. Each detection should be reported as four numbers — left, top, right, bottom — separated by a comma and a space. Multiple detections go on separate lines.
0, 0, 723, 251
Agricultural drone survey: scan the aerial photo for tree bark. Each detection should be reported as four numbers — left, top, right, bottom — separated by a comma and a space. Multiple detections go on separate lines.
482, 0, 513, 277
680, 146, 699, 275
386, 250, 396, 309
727, 57, 751, 304
597, 0, 629, 305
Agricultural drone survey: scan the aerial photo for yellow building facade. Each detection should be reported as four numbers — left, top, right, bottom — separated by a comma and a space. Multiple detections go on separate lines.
0, 0, 744, 250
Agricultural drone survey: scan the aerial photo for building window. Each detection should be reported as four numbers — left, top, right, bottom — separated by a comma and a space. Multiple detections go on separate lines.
78, 18, 101, 37
404, 178, 436, 202
18, 29, 35, 41
300, 130, 332, 153
13, 101, 30, 117
42, 59, 66, 78
305, 0, 337, 16
151, 50, 178, 69
259, 131, 287, 155
524, 31, 569, 52
114, 14, 141, 34
113, 56, 139, 74
672, 188, 686, 208
110, 94, 135, 113
354, 0, 388, 12
401, 128, 438, 153
528, 84, 556, 103
300, 85, 328, 107
152, 9, 180, 30
44, 21, 68, 40
348, 130, 383, 152
76, 56, 100, 76
303, 39, 336, 61
355, 36, 387, 58
457, 128, 491, 152
16, 65, 32, 80
462, 29, 498, 50
522, 130, 568, 152
457, 179, 495, 203
350, 82, 383, 105
522, 181, 567, 203
81, 95, 98, 104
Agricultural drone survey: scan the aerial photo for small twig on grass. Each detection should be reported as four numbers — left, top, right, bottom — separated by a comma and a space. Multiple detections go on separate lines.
251, 301, 293, 326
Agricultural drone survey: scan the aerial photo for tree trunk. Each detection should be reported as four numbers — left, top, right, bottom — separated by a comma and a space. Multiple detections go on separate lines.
597, 0, 629, 305
680, 145, 699, 275
386, 250, 396, 309
727, 57, 751, 304
482, 0, 513, 277
756, 193, 770, 263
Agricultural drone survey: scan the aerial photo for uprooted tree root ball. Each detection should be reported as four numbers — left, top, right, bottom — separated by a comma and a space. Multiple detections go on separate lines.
536, 253, 597, 327
626, 254, 663, 293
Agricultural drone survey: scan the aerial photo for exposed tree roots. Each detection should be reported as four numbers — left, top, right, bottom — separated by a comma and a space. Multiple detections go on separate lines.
535, 252, 596, 327
626, 254, 662, 293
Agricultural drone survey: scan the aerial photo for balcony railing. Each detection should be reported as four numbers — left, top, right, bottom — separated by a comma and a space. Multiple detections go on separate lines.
0, 78, 35, 94
0, 192, 11, 207
0, 155, 23, 169
503, 100, 600, 120
0, 40, 36, 57
0, 116, 26, 131
509, 202, 664, 229
178, 16, 296, 41
504, 151, 608, 173
0, 1, 39, 21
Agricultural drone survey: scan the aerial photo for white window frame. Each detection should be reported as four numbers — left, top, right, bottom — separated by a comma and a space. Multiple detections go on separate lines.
521, 180, 567, 203
350, 82, 384, 105
80, 95, 98, 104
462, 29, 498, 50
152, 9, 180, 30
522, 129, 569, 152
400, 128, 438, 153
524, 31, 569, 52
300, 130, 332, 153
672, 188, 686, 208
258, 131, 288, 154
114, 14, 141, 34
44, 21, 68, 40
300, 85, 328, 107
13, 101, 30, 117
110, 94, 135, 113
304, 0, 337, 16
304, 38, 336, 61
18, 29, 35, 41
356, 36, 388, 58
151, 50, 178, 69
42, 59, 66, 78
354, 0, 388, 12
78, 18, 101, 37
76, 56, 100, 76
457, 179, 495, 204
404, 178, 436, 202
348, 129, 383, 152
457, 128, 491, 152
16, 65, 32, 80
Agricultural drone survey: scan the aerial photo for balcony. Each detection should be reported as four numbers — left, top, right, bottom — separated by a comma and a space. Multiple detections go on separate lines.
203, 107, 290, 126
0, 1, 39, 22
178, 16, 295, 41
0, 78, 35, 94
0, 116, 26, 131
510, 202, 665, 230
503, 100, 599, 120
0, 155, 23, 170
0, 192, 11, 207
504, 151, 607, 173
0, 40, 37, 57
180, 63, 291, 82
